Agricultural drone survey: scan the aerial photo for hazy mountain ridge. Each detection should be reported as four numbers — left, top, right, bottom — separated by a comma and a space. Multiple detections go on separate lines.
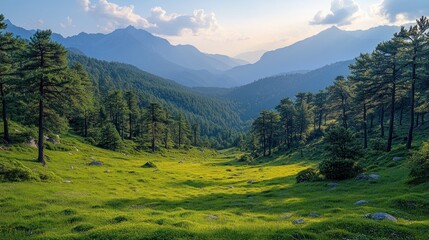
5, 20, 401, 88
5, 20, 242, 87
225, 60, 353, 120
225, 25, 400, 86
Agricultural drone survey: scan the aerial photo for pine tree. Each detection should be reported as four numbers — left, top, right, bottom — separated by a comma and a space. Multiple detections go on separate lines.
372, 38, 407, 152
23, 30, 70, 165
396, 17, 429, 149
0, 15, 22, 143
146, 103, 166, 152
124, 91, 138, 139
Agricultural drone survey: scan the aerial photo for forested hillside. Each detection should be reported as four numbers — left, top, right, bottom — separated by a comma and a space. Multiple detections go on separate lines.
68, 52, 243, 138
225, 60, 352, 120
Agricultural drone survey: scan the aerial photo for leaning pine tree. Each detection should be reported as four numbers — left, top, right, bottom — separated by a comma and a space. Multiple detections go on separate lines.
23, 30, 71, 165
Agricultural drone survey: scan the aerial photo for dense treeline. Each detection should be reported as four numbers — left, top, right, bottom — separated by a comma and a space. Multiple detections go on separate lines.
251, 17, 429, 157
0, 14, 242, 166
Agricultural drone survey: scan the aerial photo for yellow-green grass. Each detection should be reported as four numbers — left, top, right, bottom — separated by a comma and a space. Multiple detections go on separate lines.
0, 133, 428, 239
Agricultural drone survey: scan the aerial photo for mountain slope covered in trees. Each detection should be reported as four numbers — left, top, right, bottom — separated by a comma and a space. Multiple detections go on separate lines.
216, 60, 351, 120
68, 52, 243, 146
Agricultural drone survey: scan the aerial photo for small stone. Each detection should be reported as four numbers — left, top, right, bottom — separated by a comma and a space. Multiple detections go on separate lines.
69, 166, 74, 170
206, 214, 218, 220
247, 180, 254, 184
392, 157, 403, 161
356, 174, 380, 180
27, 137, 37, 148
354, 200, 369, 206
64, 180, 72, 183
308, 212, 319, 218
365, 212, 397, 221
327, 183, 339, 188
280, 213, 292, 219
104, 170, 111, 173
87, 160, 103, 166
228, 185, 234, 188
142, 161, 157, 168
292, 219, 305, 224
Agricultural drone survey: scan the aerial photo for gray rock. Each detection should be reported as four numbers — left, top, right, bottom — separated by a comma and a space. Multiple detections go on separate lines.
88, 160, 103, 166
206, 214, 218, 220
104, 170, 111, 173
354, 200, 369, 206
142, 161, 157, 168
247, 180, 254, 184
356, 174, 380, 180
280, 213, 292, 219
365, 212, 397, 221
308, 212, 319, 218
327, 183, 339, 188
63, 180, 72, 183
392, 157, 403, 161
27, 137, 37, 148
292, 218, 305, 224
228, 185, 234, 188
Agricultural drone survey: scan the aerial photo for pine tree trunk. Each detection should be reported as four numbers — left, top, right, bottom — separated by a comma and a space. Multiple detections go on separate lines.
38, 80, 46, 166
1, 83, 10, 143
406, 78, 415, 149
129, 112, 132, 139
380, 105, 385, 138
363, 103, 368, 149
84, 113, 88, 137
387, 82, 396, 152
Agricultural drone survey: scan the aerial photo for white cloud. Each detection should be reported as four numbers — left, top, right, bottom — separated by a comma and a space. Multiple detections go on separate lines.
311, 0, 359, 26
60, 16, 74, 28
148, 7, 218, 35
80, 0, 218, 35
81, 0, 92, 11
376, 0, 429, 23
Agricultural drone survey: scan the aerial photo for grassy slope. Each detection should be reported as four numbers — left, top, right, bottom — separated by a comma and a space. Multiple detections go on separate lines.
0, 126, 429, 239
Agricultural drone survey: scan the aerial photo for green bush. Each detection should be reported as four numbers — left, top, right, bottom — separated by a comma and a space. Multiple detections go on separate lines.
324, 126, 362, 160
409, 142, 429, 184
0, 160, 40, 182
319, 159, 363, 180
296, 168, 321, 183
98, 123, 123, 151
238, 154, 254, 164
320, 126, 363, 180
370, 137, 387, 151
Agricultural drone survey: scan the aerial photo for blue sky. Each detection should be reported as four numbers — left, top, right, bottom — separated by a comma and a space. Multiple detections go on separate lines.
1, 0, 427, 57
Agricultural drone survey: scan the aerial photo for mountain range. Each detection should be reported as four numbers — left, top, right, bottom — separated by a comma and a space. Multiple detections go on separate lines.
5, 20, 401, 88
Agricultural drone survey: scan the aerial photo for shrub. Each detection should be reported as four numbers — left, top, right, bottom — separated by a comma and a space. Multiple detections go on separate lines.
98, 123, 123, 151
325, 126, 362, 160
238, 154, 254, 164
408, 142, 429, 184
319, 159, 363, 180
0, 160, 40, 182
320, 126, 363, 180
370, 137, 387, 151
296, 168, 321, 183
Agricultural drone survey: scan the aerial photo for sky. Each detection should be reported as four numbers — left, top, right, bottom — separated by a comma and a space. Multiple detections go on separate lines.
0, 0, 428, 59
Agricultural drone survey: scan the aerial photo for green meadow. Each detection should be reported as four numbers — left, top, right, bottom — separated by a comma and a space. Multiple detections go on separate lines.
1, 126, 428, 240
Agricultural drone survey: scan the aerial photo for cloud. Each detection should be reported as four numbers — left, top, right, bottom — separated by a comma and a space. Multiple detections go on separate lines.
377, 0, 429, 23
147, 7, 218, 35
311, 0, 359, 26
80, 0, 218, 35
81, 0, 92, 11
60, 16, 74, 28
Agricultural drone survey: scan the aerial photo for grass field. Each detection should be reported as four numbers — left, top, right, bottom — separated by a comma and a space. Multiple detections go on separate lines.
0, 127, 429, 239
